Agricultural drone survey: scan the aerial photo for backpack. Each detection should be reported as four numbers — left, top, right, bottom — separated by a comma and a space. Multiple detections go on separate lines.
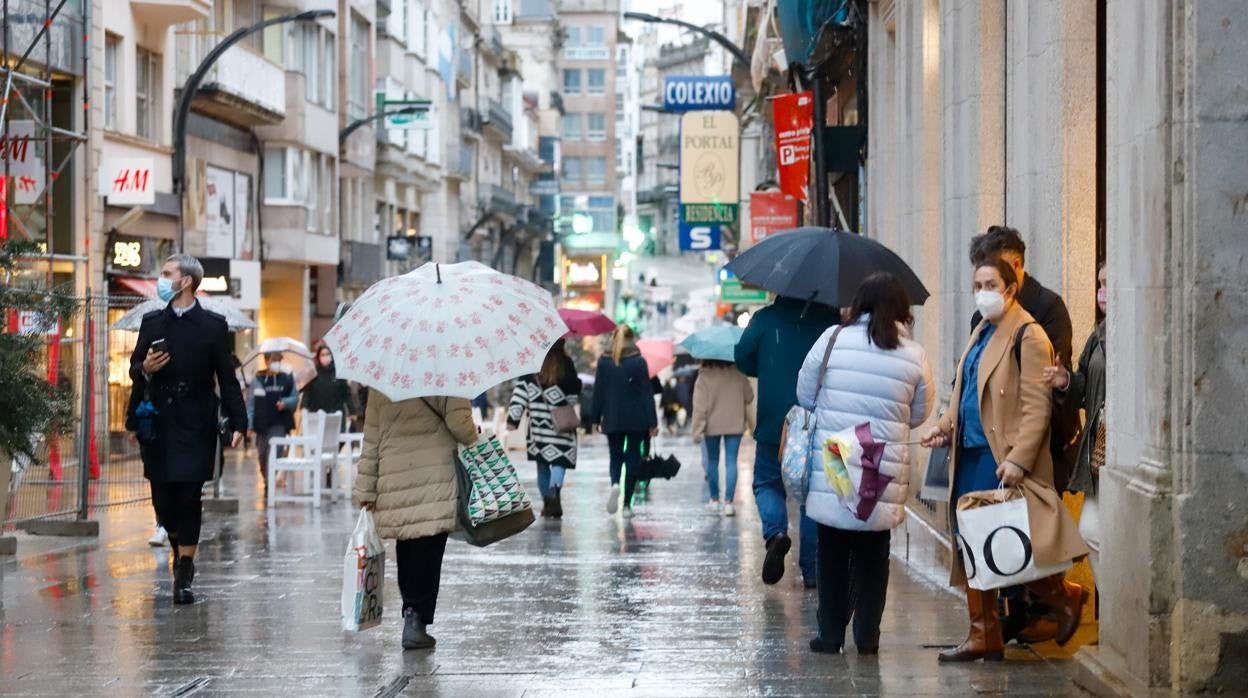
1013, 323, 1081, 491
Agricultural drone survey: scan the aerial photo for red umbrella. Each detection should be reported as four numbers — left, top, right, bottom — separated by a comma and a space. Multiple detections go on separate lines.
558, 308, 617, 338
636, 338, 675, 378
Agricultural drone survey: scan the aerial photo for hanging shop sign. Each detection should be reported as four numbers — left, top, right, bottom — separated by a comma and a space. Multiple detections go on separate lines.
679, 111, 740, 224
663, 76, 736, 113
748, 191, 799, 246
374, 93, 434, 130
98, 157, 156, 205
562, 255, 607, 290
772, 91, 813, 202
203, 166, 253, 260
0, 121, 40, 178
678, 221, 722, 252
199, 257, 260, 310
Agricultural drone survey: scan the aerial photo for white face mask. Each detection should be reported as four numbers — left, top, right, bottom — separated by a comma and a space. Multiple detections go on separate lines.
975, 290, 1007, 321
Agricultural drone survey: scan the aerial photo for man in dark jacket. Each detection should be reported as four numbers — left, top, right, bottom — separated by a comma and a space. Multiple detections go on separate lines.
967, 226, 1082, 645
735, 297, 840, 587
127, 254, 247, 605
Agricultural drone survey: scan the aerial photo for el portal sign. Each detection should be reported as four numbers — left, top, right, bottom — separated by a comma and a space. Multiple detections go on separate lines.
663, 76, 735, 113
679, 111, 740, 224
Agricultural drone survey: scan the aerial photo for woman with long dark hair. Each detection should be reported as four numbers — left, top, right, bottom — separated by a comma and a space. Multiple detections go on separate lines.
590, 325, 658, 519
507, 338, 583, 518
796, 272, 934, 655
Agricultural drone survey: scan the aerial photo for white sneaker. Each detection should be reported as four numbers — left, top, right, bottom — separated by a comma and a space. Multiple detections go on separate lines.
148, 526, 169, 547
705, 499, 722, 514
723, 503, 736, 517
621, 507, 634, 520
606, 484, 621, 514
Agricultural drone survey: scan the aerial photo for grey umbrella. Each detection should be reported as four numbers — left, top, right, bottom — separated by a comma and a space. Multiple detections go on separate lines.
110, 297, 257, 332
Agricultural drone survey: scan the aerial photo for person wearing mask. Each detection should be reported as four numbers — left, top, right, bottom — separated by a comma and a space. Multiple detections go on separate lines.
691, 360, 755, 517
921, 259, 1088, 663
353, 394, 477, 650
736, 297, 841, 587
507, 339, 583, 518
127, 254, 247, 604
300, 345, 357, 420
590, 325, 659, 519
1044, 263, 1109, 581
248, 351, 298, 491
797, 273, 934, 655
967, 225, 1081, 644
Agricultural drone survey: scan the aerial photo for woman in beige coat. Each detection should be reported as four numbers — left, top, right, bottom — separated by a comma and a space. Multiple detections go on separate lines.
353, 391, 478, 651
691, 360, 754, 517
922, 258, 1088, 662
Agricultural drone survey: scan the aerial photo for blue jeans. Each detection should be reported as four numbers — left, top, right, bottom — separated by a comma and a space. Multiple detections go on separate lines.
753, 441, 817, 581
536, 460, 566, 498
704, 434, 741, 502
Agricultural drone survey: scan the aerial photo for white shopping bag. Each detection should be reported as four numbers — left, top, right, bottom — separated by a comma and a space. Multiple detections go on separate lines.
341, 509, 385, 631
956, 489, 1072, 591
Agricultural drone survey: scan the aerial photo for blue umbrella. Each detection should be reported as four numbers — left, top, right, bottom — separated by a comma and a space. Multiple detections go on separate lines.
679, 325, 746, 363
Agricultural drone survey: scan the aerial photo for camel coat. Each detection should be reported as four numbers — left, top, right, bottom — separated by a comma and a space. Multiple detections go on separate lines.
353, 393, 478, 540
691, 366, 755, 441
938, 303, 1088, 586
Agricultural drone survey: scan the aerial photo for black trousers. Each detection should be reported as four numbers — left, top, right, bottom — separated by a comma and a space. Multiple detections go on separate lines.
816, 524, 891, 649
149, 481, 204, 549
606, 432, 647, 507
396, 532, 449, 624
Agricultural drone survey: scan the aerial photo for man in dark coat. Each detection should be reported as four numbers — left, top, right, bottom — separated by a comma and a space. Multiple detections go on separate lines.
967, 226, 1083, 645
736, 296, 840, 588
127, 254, 247, 604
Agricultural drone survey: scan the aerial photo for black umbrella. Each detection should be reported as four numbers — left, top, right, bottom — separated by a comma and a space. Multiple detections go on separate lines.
725, 227, 930, 306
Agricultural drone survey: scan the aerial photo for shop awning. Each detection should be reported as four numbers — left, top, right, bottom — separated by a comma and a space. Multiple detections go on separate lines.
116, 277, 157, 298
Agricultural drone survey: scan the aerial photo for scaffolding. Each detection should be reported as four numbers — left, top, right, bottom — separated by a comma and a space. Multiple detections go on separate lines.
2, 0, 94, 526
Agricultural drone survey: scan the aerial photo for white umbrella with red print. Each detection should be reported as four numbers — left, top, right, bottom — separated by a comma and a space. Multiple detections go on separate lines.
322, 261, 568, 401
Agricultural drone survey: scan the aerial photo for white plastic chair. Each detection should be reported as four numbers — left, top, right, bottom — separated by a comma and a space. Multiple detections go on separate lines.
335, 431, 364, 501
311, 411, 344, 499
267, 411, 327, 507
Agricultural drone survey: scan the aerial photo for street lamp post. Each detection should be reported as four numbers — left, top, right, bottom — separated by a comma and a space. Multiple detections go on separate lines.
172, 9, 336, 251
622, 12, 750, 68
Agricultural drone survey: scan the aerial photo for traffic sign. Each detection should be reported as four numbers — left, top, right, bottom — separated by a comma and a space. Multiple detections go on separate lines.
663, 76, 736, 113
678, 222, 721, 251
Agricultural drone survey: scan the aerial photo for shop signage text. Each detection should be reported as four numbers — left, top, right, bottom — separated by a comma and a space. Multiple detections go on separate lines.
772, 92, 813, 202
720, 279, 769, 305
99, 157, 156, 205
374, 93, 434, 130
0, 121, 40, 177
678, 221, 721, 251
748, 191, 800, 246
679, 111, 740, 224
663, 76, 735, 113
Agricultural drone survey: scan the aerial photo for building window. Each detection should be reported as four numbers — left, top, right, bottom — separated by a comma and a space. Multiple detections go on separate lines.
587, 25, 605, 46
561, 113, 581, 140
564, 26, 580, 47
562, 69, 580, 95
587, 157, 607, 185
264, 147, 288, 200
587, 113, 607, 140
104, 34, 119, 131
323, 31, 335, 107
349, 13, 370, 120
135, 48, 159, 141
563, 157, 582, 183
493, 0, 512, 24
410, 0, 427, 56
587, 68, 605, 95
303, 27, 319, 103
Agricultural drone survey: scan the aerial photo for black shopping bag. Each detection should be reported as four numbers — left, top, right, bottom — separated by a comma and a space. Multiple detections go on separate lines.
919, 446, 950, 502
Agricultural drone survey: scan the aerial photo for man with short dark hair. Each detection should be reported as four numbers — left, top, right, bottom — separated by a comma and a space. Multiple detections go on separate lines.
127, 254, 247, 604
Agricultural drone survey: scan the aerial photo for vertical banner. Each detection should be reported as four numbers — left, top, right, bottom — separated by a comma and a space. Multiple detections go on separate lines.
748, 191, 800, 247
0, 176, 7, 241
772, 91, 813, 202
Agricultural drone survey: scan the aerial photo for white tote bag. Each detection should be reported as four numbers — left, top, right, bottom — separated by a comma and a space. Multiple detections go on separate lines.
341, 509, 386, 631
956, 489, 1072, 591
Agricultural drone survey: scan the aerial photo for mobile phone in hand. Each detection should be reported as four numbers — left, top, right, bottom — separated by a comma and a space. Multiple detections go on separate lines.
150, 338, 169, 355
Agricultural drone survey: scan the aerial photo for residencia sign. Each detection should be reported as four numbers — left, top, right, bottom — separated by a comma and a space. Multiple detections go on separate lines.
679, 111, 740, 224
663, 76, 735, 113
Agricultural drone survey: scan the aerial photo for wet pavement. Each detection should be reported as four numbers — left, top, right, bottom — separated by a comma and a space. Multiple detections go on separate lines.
0, 436, 1090, 696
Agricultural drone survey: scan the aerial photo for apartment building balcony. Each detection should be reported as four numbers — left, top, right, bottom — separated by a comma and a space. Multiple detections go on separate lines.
480, 26, 506, 62
130, 0, 211, 28
447, 143, 474, 181
461, 107, 484, 138
483, 100, 513, 142
489, 183, 518, 213
504, 143, 545, 173
175, 32, 285, 127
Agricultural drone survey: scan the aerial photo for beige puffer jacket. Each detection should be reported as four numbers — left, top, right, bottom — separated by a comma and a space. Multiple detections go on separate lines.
352, 393, 478, 540
691, 365, 756, 441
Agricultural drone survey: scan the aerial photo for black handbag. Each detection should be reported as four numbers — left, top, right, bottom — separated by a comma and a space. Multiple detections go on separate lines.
920, 445, 951, 502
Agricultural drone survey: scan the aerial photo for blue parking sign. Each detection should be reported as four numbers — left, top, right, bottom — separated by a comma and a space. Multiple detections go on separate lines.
679, 222, 721, 251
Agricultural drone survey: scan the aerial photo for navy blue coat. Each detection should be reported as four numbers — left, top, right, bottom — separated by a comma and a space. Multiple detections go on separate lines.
590, 351, 658, 435
734, 297, 841, 446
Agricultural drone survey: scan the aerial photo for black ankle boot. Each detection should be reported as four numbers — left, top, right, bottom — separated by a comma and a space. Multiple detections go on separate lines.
550, 486, 563, 518
173, 556, 195, 604
402, 608, 436, 650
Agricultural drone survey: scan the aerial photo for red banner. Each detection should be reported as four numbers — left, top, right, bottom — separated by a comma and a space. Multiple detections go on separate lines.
772, 91, 813, 202
0, 176, 7, 241
749, 191, 800, 247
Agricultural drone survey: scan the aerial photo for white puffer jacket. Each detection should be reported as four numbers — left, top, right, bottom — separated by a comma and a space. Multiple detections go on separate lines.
795, 316, 934, 532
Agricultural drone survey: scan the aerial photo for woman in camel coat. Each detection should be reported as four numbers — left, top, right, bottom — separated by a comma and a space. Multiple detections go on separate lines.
354, 393, 478, 651
922, 258, 1087, 663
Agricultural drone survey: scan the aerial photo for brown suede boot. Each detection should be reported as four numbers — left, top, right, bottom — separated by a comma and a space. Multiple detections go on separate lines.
938, 587, 1005, 662
1026, 575, 1088, 646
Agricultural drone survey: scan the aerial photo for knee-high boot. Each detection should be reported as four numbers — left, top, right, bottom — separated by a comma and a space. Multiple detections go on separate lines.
938, 586, 1005, 662
1025, 574, 1088, 646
